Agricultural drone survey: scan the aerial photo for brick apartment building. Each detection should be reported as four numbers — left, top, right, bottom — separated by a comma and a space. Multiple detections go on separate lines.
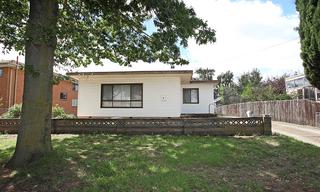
0, 60, 78, 115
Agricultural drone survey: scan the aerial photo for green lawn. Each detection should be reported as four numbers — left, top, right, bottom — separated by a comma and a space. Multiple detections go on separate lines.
0, 134, 320, 192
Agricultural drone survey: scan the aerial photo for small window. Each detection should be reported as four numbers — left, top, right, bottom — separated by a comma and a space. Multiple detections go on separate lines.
72, 83, 78, 91
0, 69, 3, 77
101, 84, 143, 108
317, 92, 320, 101
183, 88, 199, 104
60, 92, 67, 100
72, 99, 78, 107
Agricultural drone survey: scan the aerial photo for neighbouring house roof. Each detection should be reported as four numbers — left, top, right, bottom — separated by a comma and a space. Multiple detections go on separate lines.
285, 74, 305, 81
0, 60, 78, 83
0, 60, 24, 68
67, 70, 218, 84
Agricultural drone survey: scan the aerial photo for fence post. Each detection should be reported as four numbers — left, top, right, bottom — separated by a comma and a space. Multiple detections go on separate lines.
316, 112, 320, 128
263, 115, 272, 135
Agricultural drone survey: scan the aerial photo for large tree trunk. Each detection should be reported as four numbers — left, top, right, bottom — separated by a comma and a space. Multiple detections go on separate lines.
7, 0, 58, 168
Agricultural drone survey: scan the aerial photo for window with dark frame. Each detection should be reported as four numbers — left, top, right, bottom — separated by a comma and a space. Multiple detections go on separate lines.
0, 69, 3, 77
60, 92, 67, 100
183, 88, 199, 104
72, 83, 78, 91
101, 84, 143, 108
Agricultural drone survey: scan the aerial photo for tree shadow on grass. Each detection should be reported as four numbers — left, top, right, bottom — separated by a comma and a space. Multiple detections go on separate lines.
0, 134, 319, 192
0, 146, 84, 192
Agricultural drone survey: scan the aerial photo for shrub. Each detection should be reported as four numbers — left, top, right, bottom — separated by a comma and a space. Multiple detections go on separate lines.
52, 105, 75, 119
1, 104, 22, 119
1, 104, 75, 119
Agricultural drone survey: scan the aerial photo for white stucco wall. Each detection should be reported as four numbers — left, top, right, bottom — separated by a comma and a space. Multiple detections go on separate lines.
77, 76, 182, 117
181, 83, 216, 114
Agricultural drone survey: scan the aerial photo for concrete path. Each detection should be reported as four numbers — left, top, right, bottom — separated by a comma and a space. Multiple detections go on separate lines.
272, 121, 320, 147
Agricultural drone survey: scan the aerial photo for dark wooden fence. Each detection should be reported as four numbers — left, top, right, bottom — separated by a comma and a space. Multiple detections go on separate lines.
215, 99, 320, 127
0, 117, 272, 136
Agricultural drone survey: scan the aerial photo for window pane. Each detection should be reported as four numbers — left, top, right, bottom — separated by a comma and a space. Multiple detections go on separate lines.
113, 101, 130, 107
72, 83, 78, 91
102, 85, 112, 100
131, 84, 142, 100
60, 92, 67, 100
101, 84, 143, 108
72, 99, 78, 107
191, 89, 198, 103
131, 101, 142, 107
113, 85, 130, 100
102, 101, 112, 107
286, 81, 294, 89
183, 89, 191, 103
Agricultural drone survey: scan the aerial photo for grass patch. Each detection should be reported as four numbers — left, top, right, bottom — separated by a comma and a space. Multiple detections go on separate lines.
0, 134, 319, 191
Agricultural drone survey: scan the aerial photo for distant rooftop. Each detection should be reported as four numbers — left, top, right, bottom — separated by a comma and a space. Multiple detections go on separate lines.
285, 73, 305, 81
0, 60, 24, 68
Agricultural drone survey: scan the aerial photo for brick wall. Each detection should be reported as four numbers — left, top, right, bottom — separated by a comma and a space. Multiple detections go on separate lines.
0, 68, 10, 109
53, 80, 78, 115
0, 66, 78, 116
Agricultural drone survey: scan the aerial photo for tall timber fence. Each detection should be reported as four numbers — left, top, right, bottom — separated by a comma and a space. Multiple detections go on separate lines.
0, 117, 272, 136
215, 99, 320, 127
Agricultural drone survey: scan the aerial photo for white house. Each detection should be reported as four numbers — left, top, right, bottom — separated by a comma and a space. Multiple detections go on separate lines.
67, 70, 218, 117
285, 74, 320, 101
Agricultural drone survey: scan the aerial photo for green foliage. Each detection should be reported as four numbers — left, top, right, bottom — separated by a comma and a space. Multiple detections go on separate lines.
241, 84, 254, 102
296, 0, 320, 89
217, 69, 292, 105
52, 105, 75, 119
194, 67, 215, 80
1, 104, 22, 119
238, 68, 263, 92
217, 70, 234, 87
52, 74, 70, 85
218, 85, 240, 105
240, 85, 292, 102
1, 104, 75, 119
0, 0, 216, 67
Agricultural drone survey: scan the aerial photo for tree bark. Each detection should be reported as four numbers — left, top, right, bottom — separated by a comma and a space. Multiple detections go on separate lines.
7, 0, 58, 168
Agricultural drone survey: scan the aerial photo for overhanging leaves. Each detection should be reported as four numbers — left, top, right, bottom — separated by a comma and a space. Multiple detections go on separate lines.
0, 0, 216, 67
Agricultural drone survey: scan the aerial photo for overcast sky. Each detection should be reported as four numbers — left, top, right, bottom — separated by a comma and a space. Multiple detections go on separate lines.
0, 0, 303, 78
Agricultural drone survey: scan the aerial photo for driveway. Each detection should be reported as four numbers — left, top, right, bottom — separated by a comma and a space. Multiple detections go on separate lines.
272, 121, 320, 147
